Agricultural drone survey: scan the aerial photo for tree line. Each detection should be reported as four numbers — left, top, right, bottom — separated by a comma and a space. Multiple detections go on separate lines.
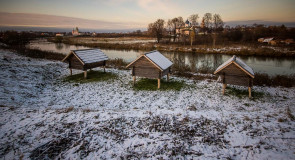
147, 13, 295, 46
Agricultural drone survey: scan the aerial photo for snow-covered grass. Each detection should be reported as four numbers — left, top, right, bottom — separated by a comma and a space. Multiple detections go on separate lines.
0, 49, 295, 159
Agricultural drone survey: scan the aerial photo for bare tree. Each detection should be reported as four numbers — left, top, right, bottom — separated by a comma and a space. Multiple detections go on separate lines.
189, 14, 199, 26
177, 16, 185, 27
148, 19, 165, 43
166, 19, 173, 42
170, 17, 184, 42
170, 18, 178, 42
203, 13, 213, 31
190, 27, 196, 46
213, 14, 224, 31
212, 14, 224, 47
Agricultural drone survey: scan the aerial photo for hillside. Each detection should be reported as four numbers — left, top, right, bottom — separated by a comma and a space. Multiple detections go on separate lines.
0, 50, 295, 159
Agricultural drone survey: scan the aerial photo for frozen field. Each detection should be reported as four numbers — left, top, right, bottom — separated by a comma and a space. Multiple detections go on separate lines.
0, 49, 295, 159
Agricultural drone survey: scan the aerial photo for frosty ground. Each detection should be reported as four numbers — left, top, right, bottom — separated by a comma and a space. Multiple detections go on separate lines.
0, 49, 295, 160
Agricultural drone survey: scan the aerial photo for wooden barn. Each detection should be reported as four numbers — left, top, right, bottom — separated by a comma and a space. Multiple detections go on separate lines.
126, 50, 173, 89
214, 55, 255, 98
62, 49, 109, 78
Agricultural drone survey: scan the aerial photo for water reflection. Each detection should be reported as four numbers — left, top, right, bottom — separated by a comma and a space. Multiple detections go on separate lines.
55, 43, 64, 50
28, 39, 295, 76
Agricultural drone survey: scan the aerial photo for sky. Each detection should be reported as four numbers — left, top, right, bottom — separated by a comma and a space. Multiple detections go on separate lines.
0, 0, 295, 30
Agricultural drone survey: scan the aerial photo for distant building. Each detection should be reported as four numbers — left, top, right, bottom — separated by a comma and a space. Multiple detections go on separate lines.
285, 39, 294, 45
269, 40, 278, 46
262, 37, 274, 43
41, 33, 49, 36
257, 38, 264, 43
185, 19, 190, 27
72, 27, 81, 36
56, 33, 64, 37
176, 19, 199, 36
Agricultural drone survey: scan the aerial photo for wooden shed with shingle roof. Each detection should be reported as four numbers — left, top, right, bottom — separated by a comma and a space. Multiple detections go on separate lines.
214, 55, 255, 98
62, 49, 108, 78
126, 50, 173, 89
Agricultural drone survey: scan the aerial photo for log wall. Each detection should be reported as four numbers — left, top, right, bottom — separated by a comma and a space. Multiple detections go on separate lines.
131, 57, 161, 79
84, 61, 105, 70
68, 55, 106, 71
69, 55, 84, 70
218, 63, 253, 87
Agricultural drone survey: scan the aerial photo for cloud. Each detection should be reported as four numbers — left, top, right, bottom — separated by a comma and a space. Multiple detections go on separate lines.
137, 0, 182, 16
102, 0, 182, 19
0, 12, 146, 29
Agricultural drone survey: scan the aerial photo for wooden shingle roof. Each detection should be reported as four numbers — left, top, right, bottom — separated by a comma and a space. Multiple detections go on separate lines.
214, 55, 255, 78
62, 49, 108, 64
126, 50, 173, 71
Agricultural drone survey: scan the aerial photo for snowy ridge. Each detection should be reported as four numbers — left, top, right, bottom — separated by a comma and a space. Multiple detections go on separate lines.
74, 49, 108, 64
145, 50, 173, 70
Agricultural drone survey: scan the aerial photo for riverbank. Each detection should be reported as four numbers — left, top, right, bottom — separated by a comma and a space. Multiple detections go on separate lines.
0, 49, 295, 159
2, 45, 295, 87
48, 37, 295, 57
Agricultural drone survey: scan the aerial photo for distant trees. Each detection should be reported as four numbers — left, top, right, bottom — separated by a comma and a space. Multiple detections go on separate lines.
202, 13, 213, 31
189, 14, 199, 26
146, 13, 295, 46
170, 17, 184, 42
212, 14, 224, 31
189, 27, 196, 46
148, 19, 165, 43
166, 19, 173, 42
212, 14, 224, 47
0, 31, 37, 46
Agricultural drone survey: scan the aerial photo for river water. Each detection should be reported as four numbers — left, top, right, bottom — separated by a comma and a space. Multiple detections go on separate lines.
28, 39, 295, 76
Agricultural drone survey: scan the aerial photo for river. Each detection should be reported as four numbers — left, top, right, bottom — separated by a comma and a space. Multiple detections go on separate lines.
27, 39, 295, 76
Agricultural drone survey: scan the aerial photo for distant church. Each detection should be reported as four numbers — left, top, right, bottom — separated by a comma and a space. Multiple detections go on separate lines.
72, 27, 81, 36
176, 19, 199, 36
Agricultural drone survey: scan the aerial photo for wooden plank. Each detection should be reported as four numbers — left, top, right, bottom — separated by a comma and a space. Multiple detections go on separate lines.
167, 73, 169, 81
133, 76, 136, 86
162, 68, 170, 77
84, 61, 105, 70
134, 67, 160, 79
133, 57, 158, 68
84, 70, 87, 79
70, 68, 72, 76
158, 79, 160, 89
223, 75, 250, 86
214, 61, 233, 74
232, 62, 254, 78
73, 53, 85, 65
62, 51, 73, 62
221, 63, 248, 76
132, 66, 135, 76
103, 60, 106, 73
70, 56, 84, 70
222, 83, 227, 95
214, 60, 254, 78
126, 55, 144, 68
158, 70, 162, 79
248, 87, 252, 98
